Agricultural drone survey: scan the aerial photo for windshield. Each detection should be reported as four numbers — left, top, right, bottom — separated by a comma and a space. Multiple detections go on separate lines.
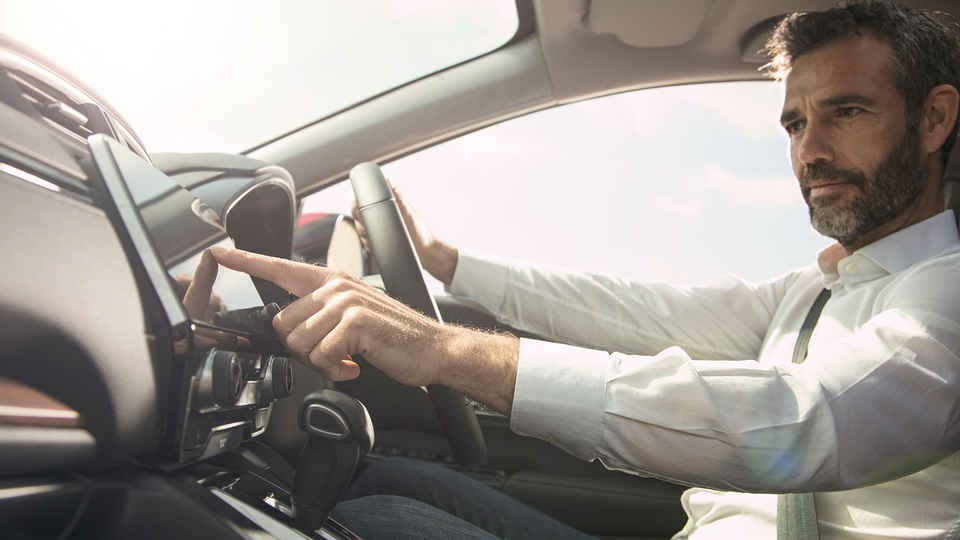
4, 0, 518, 154
303, 81, 829, 290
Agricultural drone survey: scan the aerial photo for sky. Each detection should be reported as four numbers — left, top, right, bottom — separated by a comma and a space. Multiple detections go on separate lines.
4, 0, 518, 153
5, 0, 830, 290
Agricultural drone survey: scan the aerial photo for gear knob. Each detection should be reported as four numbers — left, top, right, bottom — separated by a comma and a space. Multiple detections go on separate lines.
293, 389, 374, 532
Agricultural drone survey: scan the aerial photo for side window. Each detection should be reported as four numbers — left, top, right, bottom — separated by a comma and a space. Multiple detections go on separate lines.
302, 82, 829, 290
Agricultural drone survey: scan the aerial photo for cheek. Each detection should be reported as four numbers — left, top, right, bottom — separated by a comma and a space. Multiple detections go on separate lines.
789, 145, 802, 176
841, 121, 902, 174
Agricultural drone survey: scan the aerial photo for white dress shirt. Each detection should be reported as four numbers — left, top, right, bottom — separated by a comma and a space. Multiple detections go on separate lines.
447, 210, 960, 539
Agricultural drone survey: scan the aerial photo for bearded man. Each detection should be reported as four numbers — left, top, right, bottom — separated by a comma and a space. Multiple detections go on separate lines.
213, 1, 960, 538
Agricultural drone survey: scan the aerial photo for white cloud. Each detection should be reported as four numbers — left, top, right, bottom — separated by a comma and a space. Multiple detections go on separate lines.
676, 82, 786, 141
701, 165, 800, 208
655, 195, 702, 216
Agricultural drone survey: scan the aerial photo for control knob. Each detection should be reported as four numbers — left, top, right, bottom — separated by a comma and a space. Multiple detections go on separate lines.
262, 355, 293, 402
195, 349, 244, 410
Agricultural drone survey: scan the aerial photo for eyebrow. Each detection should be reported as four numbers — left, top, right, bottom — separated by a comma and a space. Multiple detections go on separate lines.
779, 93, 878, 126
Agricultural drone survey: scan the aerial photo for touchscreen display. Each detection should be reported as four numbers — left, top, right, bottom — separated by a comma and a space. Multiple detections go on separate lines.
168, 238, 264, 323
105, 136, 267, 327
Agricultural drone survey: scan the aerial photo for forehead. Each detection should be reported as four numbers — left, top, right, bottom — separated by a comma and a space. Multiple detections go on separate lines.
783, 32, 900, 106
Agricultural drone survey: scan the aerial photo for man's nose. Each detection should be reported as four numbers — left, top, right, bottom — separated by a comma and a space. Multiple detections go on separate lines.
797, 119, 835, 165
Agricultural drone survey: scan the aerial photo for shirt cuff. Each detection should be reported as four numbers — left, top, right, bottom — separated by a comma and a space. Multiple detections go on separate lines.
510, 338, 611, 461
447, 250, 510, 309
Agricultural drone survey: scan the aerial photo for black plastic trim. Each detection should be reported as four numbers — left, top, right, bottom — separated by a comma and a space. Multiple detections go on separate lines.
0, 426, 96, 476
88, 135, 189, 329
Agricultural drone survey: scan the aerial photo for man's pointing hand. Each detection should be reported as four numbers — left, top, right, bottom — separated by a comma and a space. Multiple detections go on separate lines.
209, 245, 444, 385
208, 246, 520, 414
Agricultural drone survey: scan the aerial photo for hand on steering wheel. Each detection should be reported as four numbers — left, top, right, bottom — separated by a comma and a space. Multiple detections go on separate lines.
350, 180, 458, 287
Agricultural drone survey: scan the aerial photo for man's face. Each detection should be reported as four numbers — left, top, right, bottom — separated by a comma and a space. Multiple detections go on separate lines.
781, 32, 927, 246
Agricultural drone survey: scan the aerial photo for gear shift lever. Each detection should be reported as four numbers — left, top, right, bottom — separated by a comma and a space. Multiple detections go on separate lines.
293, 389, 374, 532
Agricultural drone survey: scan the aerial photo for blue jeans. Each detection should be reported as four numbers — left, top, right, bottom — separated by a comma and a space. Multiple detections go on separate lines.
331, 457, 596, 540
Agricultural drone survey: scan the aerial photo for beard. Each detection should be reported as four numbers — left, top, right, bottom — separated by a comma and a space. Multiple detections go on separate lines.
800, 127, 928, 246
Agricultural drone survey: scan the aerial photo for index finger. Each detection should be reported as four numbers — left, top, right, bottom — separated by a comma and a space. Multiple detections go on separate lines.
209, 246, 332, 297
183, 249, 219, 318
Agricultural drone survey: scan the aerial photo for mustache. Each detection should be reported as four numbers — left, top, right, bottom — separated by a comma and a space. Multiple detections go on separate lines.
800, 162, 866, 192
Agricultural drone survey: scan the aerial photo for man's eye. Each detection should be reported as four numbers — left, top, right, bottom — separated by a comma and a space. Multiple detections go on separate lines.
837, 106, 864, 119
784, 119, 805, 135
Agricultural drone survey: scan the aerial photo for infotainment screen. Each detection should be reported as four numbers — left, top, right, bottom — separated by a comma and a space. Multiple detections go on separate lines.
97, 135, 266, 329
168, 238, 264, 320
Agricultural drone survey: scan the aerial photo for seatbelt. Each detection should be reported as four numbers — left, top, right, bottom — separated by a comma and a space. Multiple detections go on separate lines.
777, 287, 832, 540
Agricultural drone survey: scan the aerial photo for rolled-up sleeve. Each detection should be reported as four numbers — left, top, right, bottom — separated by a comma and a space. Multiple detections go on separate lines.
510, 304, 960, 493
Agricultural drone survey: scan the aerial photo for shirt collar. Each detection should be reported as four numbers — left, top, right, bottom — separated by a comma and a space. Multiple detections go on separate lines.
816, 210, 959, 286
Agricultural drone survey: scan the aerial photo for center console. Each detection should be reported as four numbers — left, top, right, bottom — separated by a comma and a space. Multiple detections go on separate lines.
89, 135, 296, 468
88, 135, 368, 538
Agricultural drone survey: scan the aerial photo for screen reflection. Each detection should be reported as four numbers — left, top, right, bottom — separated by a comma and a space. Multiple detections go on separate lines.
169, 238, 263, 324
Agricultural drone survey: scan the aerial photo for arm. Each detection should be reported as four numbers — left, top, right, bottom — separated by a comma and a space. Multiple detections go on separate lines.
210, 246, 520, 413
354, 183, 796, 359
450, 251, 803, 359
510, 259, 960, 492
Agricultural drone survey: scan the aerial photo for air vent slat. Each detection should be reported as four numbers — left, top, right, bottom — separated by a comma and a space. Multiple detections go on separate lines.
6, 70, 95, 143
45, 101, 88, 127
1, 56, 149, 160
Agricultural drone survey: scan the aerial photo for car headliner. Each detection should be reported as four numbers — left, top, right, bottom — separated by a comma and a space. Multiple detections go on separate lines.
248, 0, 960, 199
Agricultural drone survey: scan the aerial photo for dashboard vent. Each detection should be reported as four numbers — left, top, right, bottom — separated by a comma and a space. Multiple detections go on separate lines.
0, 60, 149, 161
4, 69, 106, 150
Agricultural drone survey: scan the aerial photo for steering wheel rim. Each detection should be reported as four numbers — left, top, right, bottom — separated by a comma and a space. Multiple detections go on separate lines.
349, 162, 487, 467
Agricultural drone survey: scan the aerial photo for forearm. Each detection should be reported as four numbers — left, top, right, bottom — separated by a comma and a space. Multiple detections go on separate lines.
422, 239, 458, 287
450, 251, 798, 358
436, 326, 519, 415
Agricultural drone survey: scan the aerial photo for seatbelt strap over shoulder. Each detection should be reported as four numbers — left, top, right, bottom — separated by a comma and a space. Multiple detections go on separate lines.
790, 288, 831, 365
777, 287, 832, 540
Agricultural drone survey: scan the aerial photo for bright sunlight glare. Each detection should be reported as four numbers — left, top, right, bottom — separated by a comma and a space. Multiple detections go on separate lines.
4, 0, 518, 153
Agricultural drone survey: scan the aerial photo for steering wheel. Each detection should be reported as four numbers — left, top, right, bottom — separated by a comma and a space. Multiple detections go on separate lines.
349, 162, 487, 467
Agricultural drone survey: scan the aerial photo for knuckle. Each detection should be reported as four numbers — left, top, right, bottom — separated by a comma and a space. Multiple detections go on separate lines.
341, 289, 364, 306
324, 290, 349, 310
284, 331, 307, 353
306, 346, 325, 365
328, 276, 352, 293
308, 343, 336, 368
341, 305, 367, 326
273, 313, 291, 335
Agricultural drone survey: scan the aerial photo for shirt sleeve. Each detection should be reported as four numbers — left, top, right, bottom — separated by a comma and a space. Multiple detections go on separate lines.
510, 257, 960, 492
449, 250, 800, 359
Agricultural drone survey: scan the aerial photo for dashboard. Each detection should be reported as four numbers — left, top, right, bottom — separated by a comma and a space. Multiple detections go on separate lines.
0, 37, 366, 538
0, 33, 304, 474
89, 135, 299, 467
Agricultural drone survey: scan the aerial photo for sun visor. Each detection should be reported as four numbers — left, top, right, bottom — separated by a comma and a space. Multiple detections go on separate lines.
585, 0, 714, 48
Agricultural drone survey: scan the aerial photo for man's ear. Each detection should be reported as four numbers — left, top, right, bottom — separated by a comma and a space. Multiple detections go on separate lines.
921, 84, 960, 156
